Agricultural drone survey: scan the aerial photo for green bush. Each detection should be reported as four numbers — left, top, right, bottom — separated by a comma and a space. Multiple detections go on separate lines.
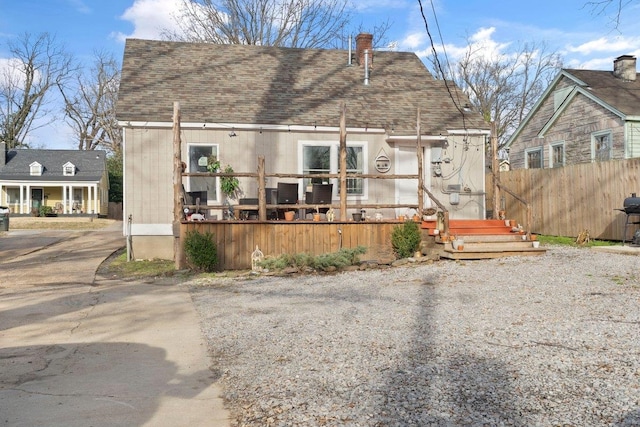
258, 246, 367, 271
184, 230, 218, 272
391, 221, 422, 259
39, 205, 54, 217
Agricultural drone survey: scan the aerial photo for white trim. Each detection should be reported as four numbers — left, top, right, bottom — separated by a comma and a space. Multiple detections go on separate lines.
525, 146, 544, 169
118, 120, 386, 135
131, 223, 174, 235
549, 141, 565, 168
591, 129, 613, 162
298, 140, 369, 201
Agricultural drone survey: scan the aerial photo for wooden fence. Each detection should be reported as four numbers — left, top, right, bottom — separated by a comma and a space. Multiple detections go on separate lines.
486, 158, 640, 240
181, 220, 401, 270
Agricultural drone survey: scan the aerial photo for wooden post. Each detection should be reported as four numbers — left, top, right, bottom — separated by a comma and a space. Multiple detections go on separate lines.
491, 121, 500, 219
172, 101, 185, 269
417, 108, 424, 217
339, 102, 347, 220
258, 156, 266, 220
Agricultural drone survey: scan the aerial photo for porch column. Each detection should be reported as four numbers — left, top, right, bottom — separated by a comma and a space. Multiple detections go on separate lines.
92, 184, 98, 214
25, 184, 31, 214
0, 184, 3, 205
63, 185, 69, 214
19, 185, 24, 214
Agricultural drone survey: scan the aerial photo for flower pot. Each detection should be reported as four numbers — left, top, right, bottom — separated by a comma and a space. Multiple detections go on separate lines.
452, 238, 464, 250
352, 213, 362, 222
284, 211, 295, 221
313, 213, 321, 222
531, 234, 538, 241
398, 215, 405, 222
532, 241, 540, 248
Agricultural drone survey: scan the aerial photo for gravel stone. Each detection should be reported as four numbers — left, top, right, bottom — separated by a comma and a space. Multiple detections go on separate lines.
188, 245, 640, 426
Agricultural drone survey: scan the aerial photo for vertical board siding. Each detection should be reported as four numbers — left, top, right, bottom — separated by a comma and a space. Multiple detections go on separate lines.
181, 221, 399, 270
487, 158, 640, 240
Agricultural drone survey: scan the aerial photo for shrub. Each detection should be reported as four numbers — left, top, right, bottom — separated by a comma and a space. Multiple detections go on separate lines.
39, 205, 54, 217
391, 220, 422, 259
258, 246, 367, 271
184, 230, 218, 272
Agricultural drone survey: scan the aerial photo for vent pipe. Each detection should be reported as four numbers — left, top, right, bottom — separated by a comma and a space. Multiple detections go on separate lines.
348, 35, 352, 66
364, 49, 370, 85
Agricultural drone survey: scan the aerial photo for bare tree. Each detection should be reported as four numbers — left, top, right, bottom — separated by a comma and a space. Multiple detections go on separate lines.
454, 41, 562, 145
58, 51, 122, 153
0, 32, 73, 148
162, 0, 354, 48
585, 0, 637, 28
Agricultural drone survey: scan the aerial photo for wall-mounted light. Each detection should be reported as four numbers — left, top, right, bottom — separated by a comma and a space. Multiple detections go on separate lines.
259, 127, 263, 134
229, 128, 237, 137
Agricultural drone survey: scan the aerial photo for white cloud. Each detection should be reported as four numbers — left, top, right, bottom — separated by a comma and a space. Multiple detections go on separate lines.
401, 32, 426, 50
566, 36, 637, 55
350, 0, 410, 12
112, 0, 183, 42
67, 0, 91, 14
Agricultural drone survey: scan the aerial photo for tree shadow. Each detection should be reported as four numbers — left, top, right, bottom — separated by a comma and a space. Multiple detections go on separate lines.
0, 342, 218, 426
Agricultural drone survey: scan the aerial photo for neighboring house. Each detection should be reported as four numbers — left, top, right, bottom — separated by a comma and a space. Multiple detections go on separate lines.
506, 55, 640, 169
0, 142, 109, 215
116, 35, 490, 260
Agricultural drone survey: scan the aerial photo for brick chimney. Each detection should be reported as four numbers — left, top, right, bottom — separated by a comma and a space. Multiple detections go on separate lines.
613, 55, 637, 81
356, 33, 373, 67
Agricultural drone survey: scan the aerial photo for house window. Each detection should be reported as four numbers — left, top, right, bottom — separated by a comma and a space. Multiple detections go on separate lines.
63, 162, 76, 176
30, 162, 43, 176
550, 142, 565, 168
300, 142, 366, 197
188, 144, 218, 201
592, 131, 612, 162
5, 187, 20, 204
525, 147, 543, 169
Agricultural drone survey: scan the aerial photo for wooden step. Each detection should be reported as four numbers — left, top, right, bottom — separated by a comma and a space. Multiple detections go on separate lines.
422, 219, 523, 236
420, 219, 545, 260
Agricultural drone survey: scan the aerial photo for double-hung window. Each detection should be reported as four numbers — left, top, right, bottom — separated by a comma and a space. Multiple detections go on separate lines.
300, 142, 366, 198
592, 130, 612, 162
525, 147, 543, 169
188, 144, 219, 201
550, 142, 565, 168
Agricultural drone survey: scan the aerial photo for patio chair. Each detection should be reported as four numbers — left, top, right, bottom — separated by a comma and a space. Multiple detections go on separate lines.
276, 182, 299, 219
306, 183, 333, 216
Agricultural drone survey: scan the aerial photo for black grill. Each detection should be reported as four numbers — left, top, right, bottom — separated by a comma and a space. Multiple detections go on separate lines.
617, 193, 640, 244
621, 196, 640, 214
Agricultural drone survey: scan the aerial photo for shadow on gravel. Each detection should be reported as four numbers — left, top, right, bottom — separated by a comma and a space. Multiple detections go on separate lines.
377, 282, 524, 425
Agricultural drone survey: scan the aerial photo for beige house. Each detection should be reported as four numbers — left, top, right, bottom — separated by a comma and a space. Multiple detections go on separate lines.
506, 55, 640, 169
0, 143, 109, 216
116, 35, 490, 260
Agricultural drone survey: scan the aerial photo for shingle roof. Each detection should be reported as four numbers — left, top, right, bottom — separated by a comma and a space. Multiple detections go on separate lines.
0, 149, 107, 182
116, 39, 487, 135
565, 68, 640, 116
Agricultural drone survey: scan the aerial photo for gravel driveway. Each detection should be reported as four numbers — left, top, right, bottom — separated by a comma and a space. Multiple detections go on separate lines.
188, 246, 640, 426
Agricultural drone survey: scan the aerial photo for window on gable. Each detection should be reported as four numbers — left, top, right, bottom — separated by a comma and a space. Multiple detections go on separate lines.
525, 147, 543, 169
592, 131, 612, 162
300, 142, 366, 197
63, 162, 76, 176
30, 162, 42, 176
550, 142, 565, 168
553, 87, 572, 110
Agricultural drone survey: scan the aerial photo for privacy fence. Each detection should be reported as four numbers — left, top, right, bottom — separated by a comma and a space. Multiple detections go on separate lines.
486, 158, 640, 241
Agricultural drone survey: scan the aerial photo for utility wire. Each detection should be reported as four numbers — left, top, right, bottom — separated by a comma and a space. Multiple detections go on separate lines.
417, 0, 468, 131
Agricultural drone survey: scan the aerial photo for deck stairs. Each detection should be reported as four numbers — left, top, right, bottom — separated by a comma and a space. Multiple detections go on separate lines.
421, 219, 546, 260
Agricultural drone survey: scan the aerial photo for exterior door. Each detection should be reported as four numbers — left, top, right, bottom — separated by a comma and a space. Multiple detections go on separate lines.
394, 145, 431, 217
31, 188, 43, 210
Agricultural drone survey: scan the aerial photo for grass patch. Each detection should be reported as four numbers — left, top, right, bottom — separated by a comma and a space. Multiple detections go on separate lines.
99, 249, 181, 279
9, 217, 116, 230
538, 235, 618, 247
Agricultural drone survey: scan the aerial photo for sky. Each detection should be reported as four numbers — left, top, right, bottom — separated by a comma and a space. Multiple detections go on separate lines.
1, 0, 640, 149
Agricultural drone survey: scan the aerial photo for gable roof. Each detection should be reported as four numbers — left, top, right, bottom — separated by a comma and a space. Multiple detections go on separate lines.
0, 149, 107, 182
505, 67, 640, 147
564, 68, 640, 116
116, 39, 488, 135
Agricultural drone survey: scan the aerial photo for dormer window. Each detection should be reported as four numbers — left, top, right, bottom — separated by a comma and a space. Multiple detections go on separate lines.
30, 161, 43, 176
63, 161, 76, 176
